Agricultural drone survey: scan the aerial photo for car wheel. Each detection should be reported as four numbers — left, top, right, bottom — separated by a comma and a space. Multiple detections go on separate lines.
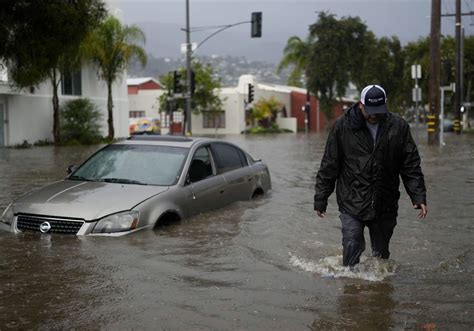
251, 188, 265, 199
155, 212, 181, 227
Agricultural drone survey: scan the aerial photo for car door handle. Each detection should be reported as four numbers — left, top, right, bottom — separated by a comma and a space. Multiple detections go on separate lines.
248, 178, 253, 182
220, 190, 225, 194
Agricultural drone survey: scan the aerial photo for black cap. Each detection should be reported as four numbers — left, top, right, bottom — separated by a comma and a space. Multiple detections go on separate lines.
360, 85, 388, 114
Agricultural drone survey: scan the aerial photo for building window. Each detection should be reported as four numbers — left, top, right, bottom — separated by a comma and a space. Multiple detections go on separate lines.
172, 111, 184, 124
61, 69, 82, 96
203, 111, 225, 129
129, 111, 145, 118
159, 111, 182, 127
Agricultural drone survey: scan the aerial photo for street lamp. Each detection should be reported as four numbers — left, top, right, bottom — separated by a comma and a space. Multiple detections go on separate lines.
183, 1, 262, 135
185, 0, 192, 136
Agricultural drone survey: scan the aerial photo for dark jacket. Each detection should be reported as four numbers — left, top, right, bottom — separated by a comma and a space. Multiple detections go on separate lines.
314, 103, 426, 221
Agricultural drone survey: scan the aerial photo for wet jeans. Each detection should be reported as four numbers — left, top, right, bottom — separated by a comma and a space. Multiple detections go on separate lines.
340, 213, 397, 267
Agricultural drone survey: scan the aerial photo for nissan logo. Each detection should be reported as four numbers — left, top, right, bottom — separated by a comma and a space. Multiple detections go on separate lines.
39, 221, 52, 233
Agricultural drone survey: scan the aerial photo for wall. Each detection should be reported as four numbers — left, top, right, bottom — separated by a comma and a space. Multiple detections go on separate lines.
191, 88, 244, 135
290, 91, 351, 132
291, 92, 323, 132
128, 89, 165, 118
276, 117, 297, 133
138, 81, 161, 90
2, 64, 129, 145
256, 86, 292, 115
128, 86, 139, 94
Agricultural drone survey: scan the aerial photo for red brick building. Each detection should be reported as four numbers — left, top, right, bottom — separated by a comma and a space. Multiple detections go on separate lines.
289, 87, 355, 132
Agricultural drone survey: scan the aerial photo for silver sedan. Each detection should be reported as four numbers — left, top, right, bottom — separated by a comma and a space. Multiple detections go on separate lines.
0, 136, 271, 236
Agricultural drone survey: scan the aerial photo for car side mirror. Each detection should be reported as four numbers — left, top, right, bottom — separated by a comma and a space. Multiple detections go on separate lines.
67, 165, 78, 175
185, 173, 191, 186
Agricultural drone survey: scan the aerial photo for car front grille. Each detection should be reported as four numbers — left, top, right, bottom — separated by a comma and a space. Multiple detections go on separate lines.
16, 215, 85, 234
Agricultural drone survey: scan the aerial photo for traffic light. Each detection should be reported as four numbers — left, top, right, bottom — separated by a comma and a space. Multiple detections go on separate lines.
248, 83, 254, 103
441, 59, 453, 87
173, 70, 182, 94
190, 70, 196, 96
251, 12, 262, 38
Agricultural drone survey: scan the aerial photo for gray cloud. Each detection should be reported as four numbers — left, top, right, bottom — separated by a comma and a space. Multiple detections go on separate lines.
116, 0, 472, 63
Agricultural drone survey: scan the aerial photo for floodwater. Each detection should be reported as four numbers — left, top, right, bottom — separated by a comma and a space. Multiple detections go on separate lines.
0, 132, 473, 330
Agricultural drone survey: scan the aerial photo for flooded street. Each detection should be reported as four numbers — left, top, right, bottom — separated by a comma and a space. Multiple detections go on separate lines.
0, 133, 473, 329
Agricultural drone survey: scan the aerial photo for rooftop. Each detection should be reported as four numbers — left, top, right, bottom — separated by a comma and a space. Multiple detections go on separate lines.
127, 77, 161, 86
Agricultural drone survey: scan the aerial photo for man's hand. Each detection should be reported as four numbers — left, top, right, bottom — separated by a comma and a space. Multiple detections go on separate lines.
413, 204, 428, 219
316, 210, 326, 218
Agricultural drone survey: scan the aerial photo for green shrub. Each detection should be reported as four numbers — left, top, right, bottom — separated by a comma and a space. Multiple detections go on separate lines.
60, 98, 103, 145
33, 139, 53, 146
11, 140, 32, 149
245, 125, 293, 134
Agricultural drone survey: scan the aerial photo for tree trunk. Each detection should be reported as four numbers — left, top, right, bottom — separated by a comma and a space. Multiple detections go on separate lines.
320, 97, 335, 127
51, 71, 60, 144
107, 81, 114, 140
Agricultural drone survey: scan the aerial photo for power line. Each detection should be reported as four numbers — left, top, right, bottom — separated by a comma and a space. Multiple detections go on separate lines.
441, 11, 474, 16
443, 0, 455, 21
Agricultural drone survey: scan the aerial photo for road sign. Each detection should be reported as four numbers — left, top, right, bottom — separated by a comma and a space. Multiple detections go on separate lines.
181, 43, 197, 54
411, 64, 421, 79
412, 87, 422, 102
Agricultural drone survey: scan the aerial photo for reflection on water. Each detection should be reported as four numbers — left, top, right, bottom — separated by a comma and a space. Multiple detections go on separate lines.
0, 233, 125, 329
0, 133, 473, 329
311, 282, 396, 330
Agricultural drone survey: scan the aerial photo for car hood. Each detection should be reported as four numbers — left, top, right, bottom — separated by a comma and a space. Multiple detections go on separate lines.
13, 180, 169, 221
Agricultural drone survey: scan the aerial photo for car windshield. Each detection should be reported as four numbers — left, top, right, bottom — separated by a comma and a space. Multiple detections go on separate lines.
70, 144, 189, 186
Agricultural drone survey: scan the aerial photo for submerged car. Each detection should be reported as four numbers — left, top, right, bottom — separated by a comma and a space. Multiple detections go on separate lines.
0, 136, 271, 236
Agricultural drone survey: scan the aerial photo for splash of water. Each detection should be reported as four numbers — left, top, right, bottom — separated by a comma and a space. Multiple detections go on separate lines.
289, 254, 398, 282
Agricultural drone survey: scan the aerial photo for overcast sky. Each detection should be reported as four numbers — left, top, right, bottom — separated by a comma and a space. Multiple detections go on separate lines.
112, 0, 474, 62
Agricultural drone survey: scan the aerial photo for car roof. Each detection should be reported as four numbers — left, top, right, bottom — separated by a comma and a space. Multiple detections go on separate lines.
116, 135, 216, 148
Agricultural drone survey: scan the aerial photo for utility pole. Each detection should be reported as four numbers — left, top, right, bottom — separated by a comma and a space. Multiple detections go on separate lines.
185, 0, 192, 136
442, 9, 474, 134
182, 9, 261, 136
428, 0, 441, 145
454, 0, 462, 134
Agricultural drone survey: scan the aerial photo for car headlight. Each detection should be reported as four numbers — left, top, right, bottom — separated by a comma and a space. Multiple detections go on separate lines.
93, 211, 139, 234
1, 203, 14, 225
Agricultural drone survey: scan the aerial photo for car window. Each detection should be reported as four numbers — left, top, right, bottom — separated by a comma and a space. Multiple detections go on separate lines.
211, 143, 247, 174
71, 144, 188, 186
187, 146, 213, 183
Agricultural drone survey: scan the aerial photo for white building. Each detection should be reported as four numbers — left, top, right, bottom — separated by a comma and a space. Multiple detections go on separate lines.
127, 77, 164, 118
0, 65, 129, 146
126, 74, 299, 135
0, 0, 130, 147
191, 75, 297, 135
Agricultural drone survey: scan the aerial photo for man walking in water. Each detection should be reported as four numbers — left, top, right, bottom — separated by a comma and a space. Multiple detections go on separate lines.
314, 85, 427, 267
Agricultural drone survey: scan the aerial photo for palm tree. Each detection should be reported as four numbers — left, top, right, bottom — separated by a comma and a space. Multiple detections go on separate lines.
83, 16, 147, 139
277, 36, 312, 87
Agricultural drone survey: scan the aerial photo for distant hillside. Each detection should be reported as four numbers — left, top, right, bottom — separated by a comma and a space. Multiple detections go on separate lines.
128, 54, 291, 88
134, 21, 286, 64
